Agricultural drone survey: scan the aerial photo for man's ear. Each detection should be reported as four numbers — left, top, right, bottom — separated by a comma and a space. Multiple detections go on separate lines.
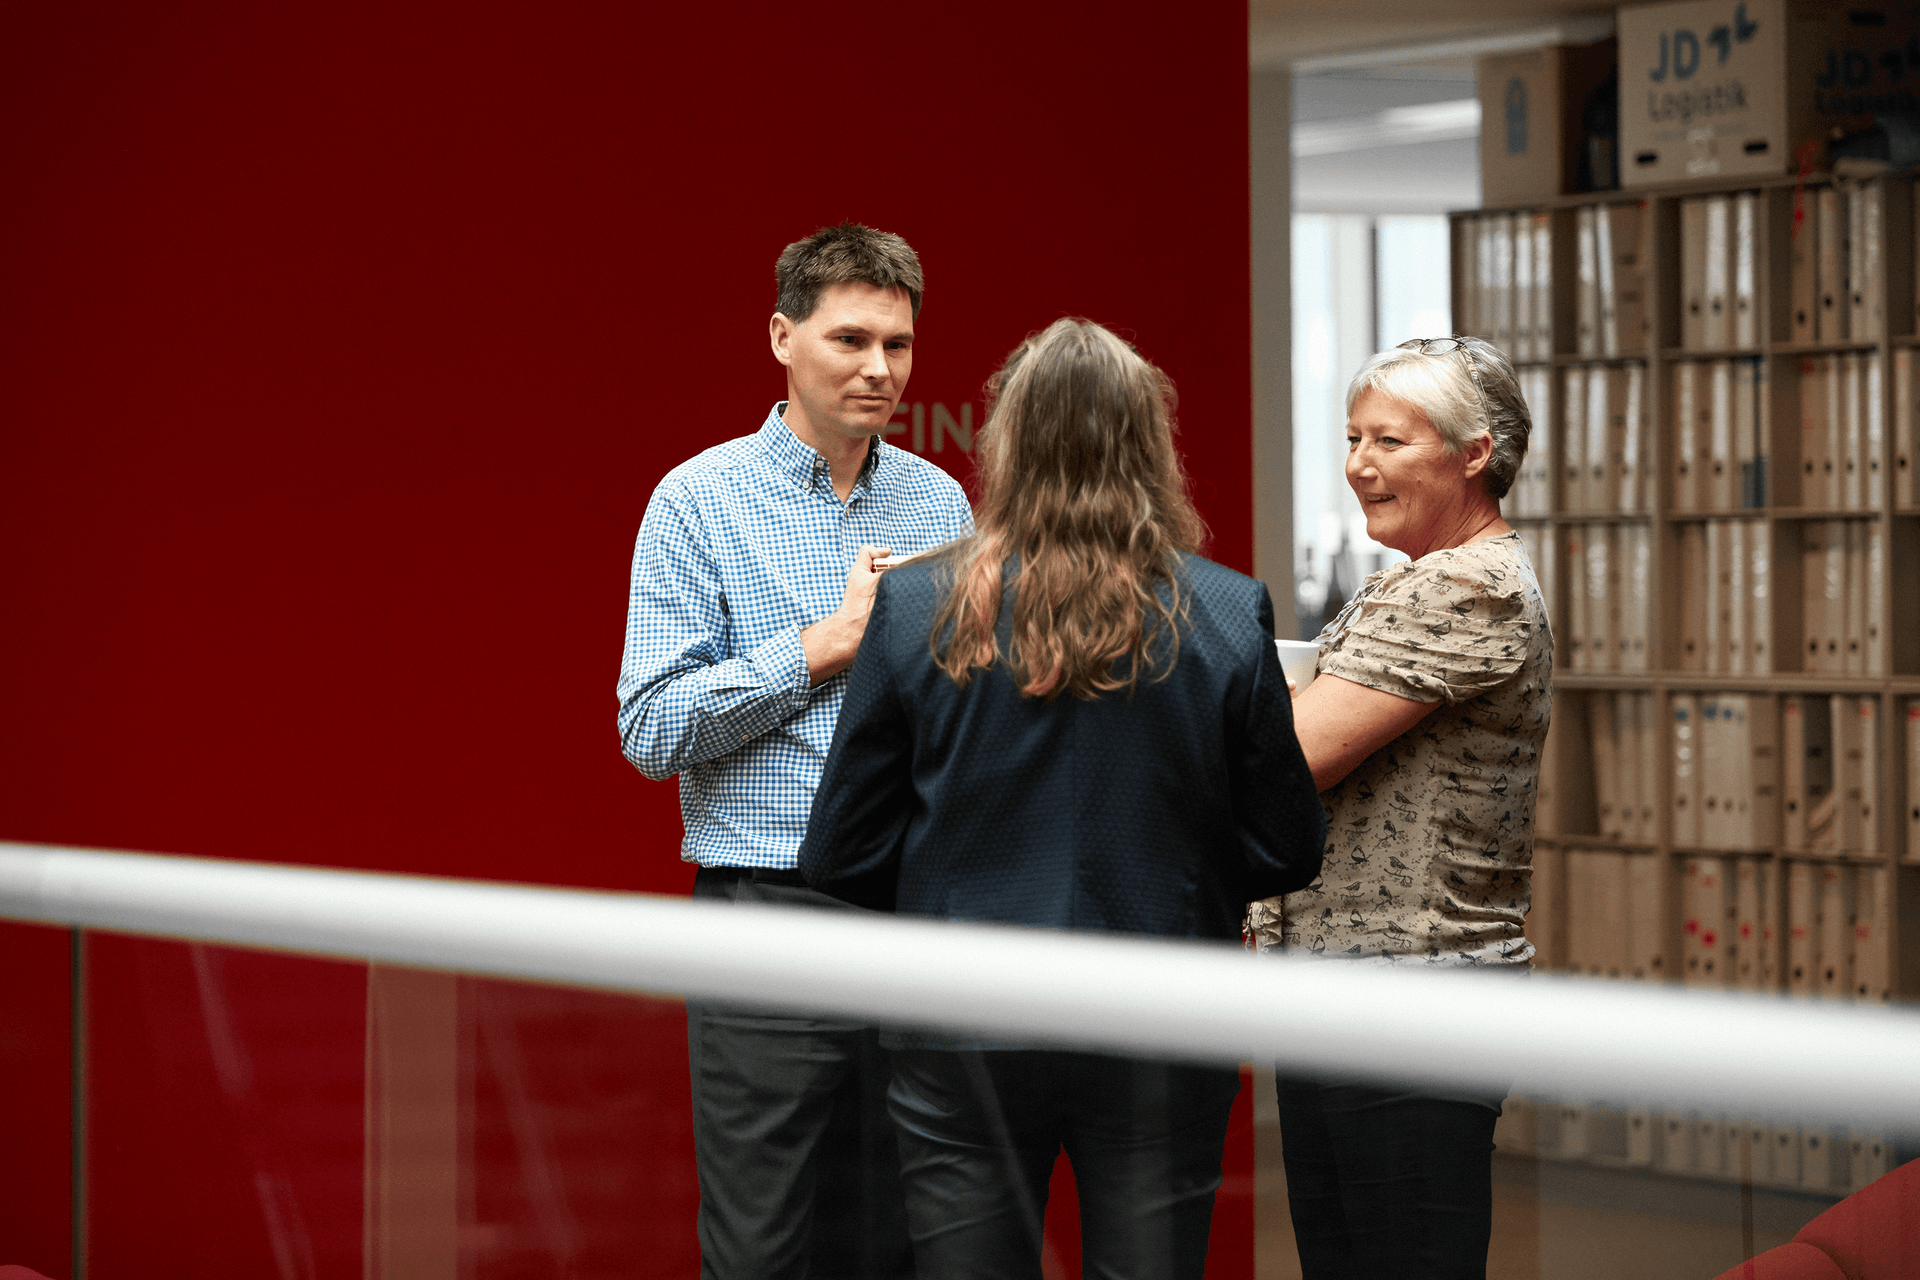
1460, 430, 1494, 479
770, 312, 796, 367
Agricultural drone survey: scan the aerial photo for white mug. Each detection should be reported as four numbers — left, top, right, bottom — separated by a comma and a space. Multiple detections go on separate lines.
1273, 639, 1319, 691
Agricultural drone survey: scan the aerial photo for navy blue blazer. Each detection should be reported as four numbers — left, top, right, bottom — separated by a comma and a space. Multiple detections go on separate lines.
798, 550, 1326, 944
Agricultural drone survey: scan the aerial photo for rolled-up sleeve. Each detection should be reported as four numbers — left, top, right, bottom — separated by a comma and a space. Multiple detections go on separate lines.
1316, 561, 1532, 706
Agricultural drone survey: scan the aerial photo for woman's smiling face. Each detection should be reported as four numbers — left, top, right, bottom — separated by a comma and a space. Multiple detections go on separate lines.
1344, 387, 1486, 559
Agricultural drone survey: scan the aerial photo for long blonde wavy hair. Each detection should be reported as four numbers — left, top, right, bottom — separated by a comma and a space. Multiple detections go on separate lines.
932, 318, 1207, 701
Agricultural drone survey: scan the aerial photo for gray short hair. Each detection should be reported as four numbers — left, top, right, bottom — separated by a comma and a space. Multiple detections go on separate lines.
1343, 336, 1530, 501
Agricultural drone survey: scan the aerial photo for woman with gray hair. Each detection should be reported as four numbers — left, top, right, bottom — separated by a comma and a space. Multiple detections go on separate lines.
1249, 335, 1551, 1279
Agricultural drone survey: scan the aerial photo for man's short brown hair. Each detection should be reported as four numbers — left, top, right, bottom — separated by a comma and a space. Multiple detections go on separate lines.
774, 222, 924, 324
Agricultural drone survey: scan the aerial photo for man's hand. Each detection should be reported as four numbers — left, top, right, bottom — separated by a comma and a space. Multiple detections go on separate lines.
800, 545, 891, 685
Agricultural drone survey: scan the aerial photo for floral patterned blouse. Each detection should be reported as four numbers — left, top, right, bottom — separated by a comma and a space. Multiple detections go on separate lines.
1249, 531, 1552, 966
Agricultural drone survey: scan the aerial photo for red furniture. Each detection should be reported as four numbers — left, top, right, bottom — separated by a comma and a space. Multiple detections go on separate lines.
1713, 1158, 1919, 1279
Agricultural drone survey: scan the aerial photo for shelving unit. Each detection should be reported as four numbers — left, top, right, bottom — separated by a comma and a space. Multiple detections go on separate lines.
1450, 170, 1920, 1195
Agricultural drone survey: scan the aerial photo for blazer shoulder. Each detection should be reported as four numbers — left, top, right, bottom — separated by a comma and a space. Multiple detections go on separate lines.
1178, 553, 1269, 608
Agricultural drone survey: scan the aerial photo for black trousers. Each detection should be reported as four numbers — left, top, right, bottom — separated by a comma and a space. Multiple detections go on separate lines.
1275, 1076, 1504, 1280
687, 867, 914, 1280
886, 1048, 1241, 1280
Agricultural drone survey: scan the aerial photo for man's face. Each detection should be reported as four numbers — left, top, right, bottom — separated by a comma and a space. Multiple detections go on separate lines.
770, 282, 915, 448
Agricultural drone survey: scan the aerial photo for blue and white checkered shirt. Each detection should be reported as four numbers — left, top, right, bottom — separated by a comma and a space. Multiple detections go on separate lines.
619, 404, 974, 868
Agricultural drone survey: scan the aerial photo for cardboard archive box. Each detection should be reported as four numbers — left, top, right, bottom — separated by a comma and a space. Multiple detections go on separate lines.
1479, 41, 1619, 204
1618, 0, 1920, 187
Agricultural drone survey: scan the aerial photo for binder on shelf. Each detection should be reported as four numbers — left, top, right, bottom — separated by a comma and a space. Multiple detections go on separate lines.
1865, 523, 1885, 677
1562, 367, 1588, 509
1623, 525, 1650, 673
1734, 358, 1759, 508
1695, 1115, 1728, 1177
1636, 692, 1660, 839
1705, 521, 1727, 674
1702, 194, 1731, 349
1576, 205, 1600, 357
1600, 202, 1649, 356
1832, 697, 1865, 853
1864, 353, 1884, 509
1771, 1126, 1803, 1188
1682, 855, 1727, 986
1673, 363, 1700, 511
1844, 523, 1867, 677
1592, 693, 1622, 840
1800, 357, 1831, 507
1532, 212, 1554, 358
1785, 859, 1819, 996
1842, 353, 1864, 511
1747, 519, 1771, 673
1587, 525, 1615, 673
1846, 186, 1867, 340
1626, 851, 1664, 981
1595, 849, 1630, 979
1748, 357, 1771, 508
1803, 1129, 1841, 1194
1863, 182, 1884, 340
1803, 521, 1845, 675
1851, 183, 1883, 340
1564, 849, 1595, 974
1587, 370, 1614, 510
1855, 697, 1880, 855
1565, 525, 1590, 671
1783, 695, 1808, 850
1626, 1110, 1654, 1168
1853, 864, 1892, 1004
1790, 190, 1816, 344
1619, 365, 1647, 512
1660, 1113, 1695, 1174
1490, 214, 1513, 356
1908, 699, 1919, 864
1743, 695, 1779, 847
1459, 215, 1481, 336
1708, 360, 1735, 510
1825, 358, 1845, 510
1851, 1133, 1893, 1193
1815, 186, 1844, 341
1512, 211, 1534, 361
1895, 349, 1914, 506
1681, 197, 1708, 350
1678, 523, 1707, 671
1731, 855, 1762, 989
1725, 521, 1747, 675
1758, 858, 1782, 991
1816, 864, 1854, 1001
1733, 191, 1758, 348
1672, 694, 1701, 847
1700, 696, 1731, 847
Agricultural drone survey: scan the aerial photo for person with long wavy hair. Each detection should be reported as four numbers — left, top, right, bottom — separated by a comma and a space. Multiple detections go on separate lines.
799, 317, 1325, 1279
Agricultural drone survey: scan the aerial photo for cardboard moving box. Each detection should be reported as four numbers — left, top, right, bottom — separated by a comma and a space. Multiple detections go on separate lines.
1619, 0, 1920, 187
1478, 40, 1619, 204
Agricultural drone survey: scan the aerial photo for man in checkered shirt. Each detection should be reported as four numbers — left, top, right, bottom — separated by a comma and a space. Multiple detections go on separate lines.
618, 223, 971, 1279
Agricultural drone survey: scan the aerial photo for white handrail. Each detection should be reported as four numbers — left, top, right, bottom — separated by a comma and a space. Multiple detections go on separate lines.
3, 839, 1917, 1130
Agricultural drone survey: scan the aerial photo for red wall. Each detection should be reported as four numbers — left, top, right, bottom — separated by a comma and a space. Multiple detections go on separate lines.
0, 2, 1254, 1275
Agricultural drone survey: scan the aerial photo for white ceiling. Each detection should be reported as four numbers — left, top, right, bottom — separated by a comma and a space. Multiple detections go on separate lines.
1267, 3, 1614, 216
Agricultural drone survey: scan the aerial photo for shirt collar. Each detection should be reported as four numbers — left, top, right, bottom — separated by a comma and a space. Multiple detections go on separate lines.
759, 403, 884, 495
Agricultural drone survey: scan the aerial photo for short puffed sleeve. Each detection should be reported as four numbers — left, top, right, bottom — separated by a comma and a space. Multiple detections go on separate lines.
1316, 546, 1533, 705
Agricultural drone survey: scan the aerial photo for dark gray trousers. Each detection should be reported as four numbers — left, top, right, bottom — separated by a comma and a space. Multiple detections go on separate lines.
886, 1048, 1241, 1280
688, 867, 914, 1280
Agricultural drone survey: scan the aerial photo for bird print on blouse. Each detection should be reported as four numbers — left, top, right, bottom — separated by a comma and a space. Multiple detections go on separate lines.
1248, 532, 1553, 967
